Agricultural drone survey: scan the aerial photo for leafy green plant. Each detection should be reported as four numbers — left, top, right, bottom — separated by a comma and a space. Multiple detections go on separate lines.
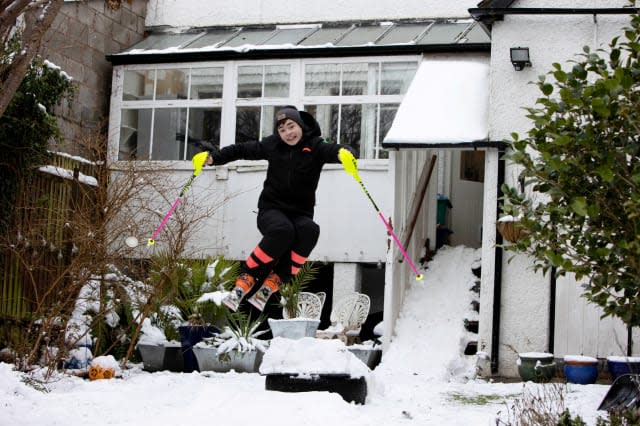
151, 254, 239, 325
208, 310, 269, 358
501, 4, 640, 328
597, 409, 640, 425
279, 262, 319, 318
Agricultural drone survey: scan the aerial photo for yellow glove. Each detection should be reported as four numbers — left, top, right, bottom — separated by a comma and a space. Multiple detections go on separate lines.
191, 151, 210, 176
338, 148, 358, 180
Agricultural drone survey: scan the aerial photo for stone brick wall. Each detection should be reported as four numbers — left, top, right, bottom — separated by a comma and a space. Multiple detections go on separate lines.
42, 0, 147, 153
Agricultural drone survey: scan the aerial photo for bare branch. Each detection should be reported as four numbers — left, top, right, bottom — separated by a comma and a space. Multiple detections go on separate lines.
0, 0, 63, 118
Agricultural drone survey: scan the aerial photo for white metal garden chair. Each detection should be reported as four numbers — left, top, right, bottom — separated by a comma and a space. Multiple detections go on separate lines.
281, 291, 324, 320
316, 292, 370, 345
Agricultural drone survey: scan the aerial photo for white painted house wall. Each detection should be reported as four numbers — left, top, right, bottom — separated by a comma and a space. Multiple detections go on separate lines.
144, 0, 480, 28
479, 0, 639, 377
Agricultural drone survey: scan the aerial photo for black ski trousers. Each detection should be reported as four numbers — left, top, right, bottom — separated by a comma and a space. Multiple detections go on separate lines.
242, 208, 320, 283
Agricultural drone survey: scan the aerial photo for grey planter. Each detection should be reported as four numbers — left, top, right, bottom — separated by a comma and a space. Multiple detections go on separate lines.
192, 346, 261, 373
268, 318, 320, 340
137, 343, 184, 372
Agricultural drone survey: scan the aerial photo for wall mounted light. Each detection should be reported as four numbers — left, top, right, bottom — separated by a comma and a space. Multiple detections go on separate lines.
510, 47, 531, 71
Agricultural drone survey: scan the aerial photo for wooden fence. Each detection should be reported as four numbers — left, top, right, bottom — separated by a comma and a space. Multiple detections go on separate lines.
0, 153, 97, 339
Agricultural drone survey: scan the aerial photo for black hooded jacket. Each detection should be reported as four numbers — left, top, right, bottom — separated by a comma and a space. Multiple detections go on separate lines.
210, 110, 354, 218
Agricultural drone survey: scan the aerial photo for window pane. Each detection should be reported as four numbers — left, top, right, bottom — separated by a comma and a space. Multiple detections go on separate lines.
340, 104, 362, 156
305, 104, 338, 143
238, 65, 263, 98
119, 108, 152, 160
336, 26, 388, 46
378, 104, 399, 159
123, 70, 154, 100
460, 151, 485, 182
125, 33, 202, 51
264, 28, 313, 45
342, 63, 378, 96
151, 108, 186, 160
381, 62, 417, 95
184, 30, 233, 49
299, 27, 351, 46
224, 29, 275, 47
155, 68, 188, 100
377, 24, 429, 45
305, 64, 340, 96
191, 67, 223, 99
261, 105, 286, 138
359, 104, 377, 159
236, 106, 261, 143
187, 108, 222, 158
418, 23, 468, 44
264, 65, 290, 97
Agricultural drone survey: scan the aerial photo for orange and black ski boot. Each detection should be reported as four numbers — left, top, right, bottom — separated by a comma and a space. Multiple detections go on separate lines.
248, 272, 282, 311
223, 273, 256, 311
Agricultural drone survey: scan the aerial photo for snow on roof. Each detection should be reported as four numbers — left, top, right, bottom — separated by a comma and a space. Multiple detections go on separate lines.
382, 55, 491, 148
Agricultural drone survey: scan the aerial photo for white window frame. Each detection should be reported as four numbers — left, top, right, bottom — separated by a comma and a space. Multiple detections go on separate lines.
110, 55, 419, 164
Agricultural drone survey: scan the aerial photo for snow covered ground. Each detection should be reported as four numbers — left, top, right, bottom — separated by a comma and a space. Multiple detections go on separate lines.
1, 246, 610, 425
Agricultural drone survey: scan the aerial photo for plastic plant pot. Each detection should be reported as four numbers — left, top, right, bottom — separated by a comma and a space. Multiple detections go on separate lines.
563, 355, 598, 385
607, 356, 640, 382
517, 352, 556, 382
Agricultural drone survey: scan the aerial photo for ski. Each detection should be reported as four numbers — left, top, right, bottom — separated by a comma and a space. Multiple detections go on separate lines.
247, 284, 276, 311
222, 288, 246, 312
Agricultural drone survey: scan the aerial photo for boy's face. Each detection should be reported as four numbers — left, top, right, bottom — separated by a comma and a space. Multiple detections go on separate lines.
277, 119, 303, 146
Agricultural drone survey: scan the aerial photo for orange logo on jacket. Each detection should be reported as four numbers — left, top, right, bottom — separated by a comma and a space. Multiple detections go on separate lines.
302, 147, 311, 153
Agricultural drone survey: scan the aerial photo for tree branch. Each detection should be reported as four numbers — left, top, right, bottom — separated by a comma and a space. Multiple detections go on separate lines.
0, 0, 64, 118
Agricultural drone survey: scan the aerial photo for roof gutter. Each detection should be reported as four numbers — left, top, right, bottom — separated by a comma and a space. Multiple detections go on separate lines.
469, 7, 639, 25
106, 43, 490, 65
382, 140, 506, 150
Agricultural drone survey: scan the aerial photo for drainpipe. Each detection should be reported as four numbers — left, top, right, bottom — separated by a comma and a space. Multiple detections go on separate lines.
548, 267, 556, 354
491, 148, 506, 374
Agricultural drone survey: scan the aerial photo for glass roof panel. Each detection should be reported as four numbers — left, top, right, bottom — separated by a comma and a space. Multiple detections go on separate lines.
298, 26, 353, 46
184, 30, 237, 49
222, 28, 276, 47
264, 27, 317, 45
111, 20, 490, 59
336, 25, 389, 46
417, 22, 468, 45
377, 24, 431, 45
124, 33, 204, 52
460, 23, 490, 44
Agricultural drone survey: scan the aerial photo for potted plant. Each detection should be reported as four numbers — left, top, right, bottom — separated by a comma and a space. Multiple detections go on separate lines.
606, 356, 640, 381
134, 251, 191, 373
496, 215, 528, 243
563, 355, 599, 385
193, 310, 269, 373
136, 311, 184, 373
175, 256, 239, 372
517, 352, 556, 382
267, 263, 322, 340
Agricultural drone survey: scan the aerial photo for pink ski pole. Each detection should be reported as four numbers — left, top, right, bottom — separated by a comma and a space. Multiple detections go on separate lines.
147, 152, 210, 246
339, 149, 424, 281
